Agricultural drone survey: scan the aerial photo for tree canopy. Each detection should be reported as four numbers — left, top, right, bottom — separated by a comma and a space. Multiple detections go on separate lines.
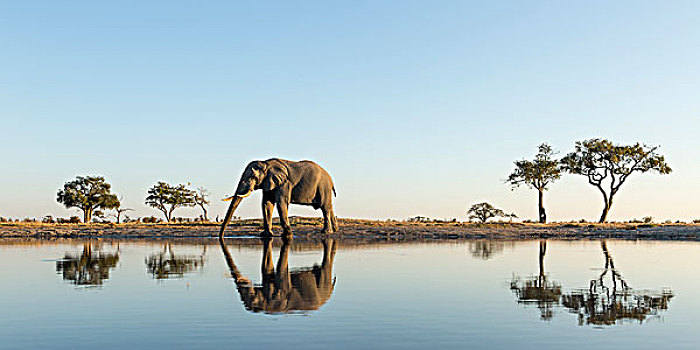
507, 143, 561, 223
560, 138, 671, 223
467, 202, 508, 223
145, 182, 196, 222
56, 176, 120, 223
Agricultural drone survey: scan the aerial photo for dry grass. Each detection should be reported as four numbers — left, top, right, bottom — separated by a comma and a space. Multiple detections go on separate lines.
1, 218, 699, 240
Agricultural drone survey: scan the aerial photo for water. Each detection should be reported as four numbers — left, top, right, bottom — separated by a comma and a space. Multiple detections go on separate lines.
1, 238, 698, 349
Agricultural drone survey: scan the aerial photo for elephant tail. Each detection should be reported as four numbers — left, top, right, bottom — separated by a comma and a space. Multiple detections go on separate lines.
332, 187, 336, 197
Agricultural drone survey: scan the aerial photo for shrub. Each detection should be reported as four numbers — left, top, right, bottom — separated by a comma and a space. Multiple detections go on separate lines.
142, 216, 160, 223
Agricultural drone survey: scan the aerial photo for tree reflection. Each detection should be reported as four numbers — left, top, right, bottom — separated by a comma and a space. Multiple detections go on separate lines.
561, 240, 673, 326
510, 240, 562, 320
145, 243, 206, 280
56, 243, 119, 286
469, 240, 507, 260
511, 240, 673, 326
219, 237, 336, 314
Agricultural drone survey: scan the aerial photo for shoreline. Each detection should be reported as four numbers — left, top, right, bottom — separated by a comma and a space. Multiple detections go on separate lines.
2, 221, 700, 241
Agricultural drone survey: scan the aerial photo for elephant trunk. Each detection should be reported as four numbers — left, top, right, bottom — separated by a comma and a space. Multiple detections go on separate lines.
219, 196, 243, 238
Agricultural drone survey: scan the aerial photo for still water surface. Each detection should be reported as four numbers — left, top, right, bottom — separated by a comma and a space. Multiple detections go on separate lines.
0, 239, 698, 349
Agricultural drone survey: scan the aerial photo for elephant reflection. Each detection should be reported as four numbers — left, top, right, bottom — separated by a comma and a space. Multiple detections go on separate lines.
510, 240, 561, 320
219, 238, 336, 314
56, 243, 120, 286
561, 240, 673, 326
145, 243, 206, 280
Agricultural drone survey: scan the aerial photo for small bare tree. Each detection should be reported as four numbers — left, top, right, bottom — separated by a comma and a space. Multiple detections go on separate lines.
194, 187, 211, 222
111, 197, 133, 224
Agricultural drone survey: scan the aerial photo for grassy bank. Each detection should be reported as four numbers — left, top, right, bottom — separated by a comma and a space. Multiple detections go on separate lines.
1, 219, 699, 240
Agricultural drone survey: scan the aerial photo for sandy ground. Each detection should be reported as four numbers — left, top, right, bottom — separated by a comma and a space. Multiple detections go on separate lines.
1, 221, 699, 241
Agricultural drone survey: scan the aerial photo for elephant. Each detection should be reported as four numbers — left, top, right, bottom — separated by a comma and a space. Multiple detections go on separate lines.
219, 237, 337, 314
219, 158, 338, 238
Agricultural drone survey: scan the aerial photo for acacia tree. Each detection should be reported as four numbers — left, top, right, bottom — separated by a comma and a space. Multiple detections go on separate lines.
56, 176, 120, 223
507, 143, 561, 223
194, 187, 211, 222
145, 182, 196, 222
467, 202, 507, 223
560, 138, 671, 223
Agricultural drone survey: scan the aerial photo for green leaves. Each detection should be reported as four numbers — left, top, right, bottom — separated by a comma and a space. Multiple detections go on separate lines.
145, 182, 196, 222
507, 143, 562, 191
560, 138, 672, 222
561, 138, 672, 188
467, 202, 508, 223
56, 176, 120, 223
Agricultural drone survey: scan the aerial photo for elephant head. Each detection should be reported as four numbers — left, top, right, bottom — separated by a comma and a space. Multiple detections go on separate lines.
219, 160, 289, 237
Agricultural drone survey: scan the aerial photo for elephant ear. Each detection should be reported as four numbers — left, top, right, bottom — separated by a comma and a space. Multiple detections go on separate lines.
262, 164, 289, 191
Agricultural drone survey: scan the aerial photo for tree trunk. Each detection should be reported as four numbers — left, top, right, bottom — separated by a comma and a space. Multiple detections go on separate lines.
598, 203, 610, 223
538, 240, 546, 286
83, 208, 92, 224
599, 196, 613, 223
538, 189, 546, 224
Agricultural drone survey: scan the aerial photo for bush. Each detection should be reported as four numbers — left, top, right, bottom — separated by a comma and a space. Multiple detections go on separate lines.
142, 216, 160, 223
42, 215, 55, 224
693, 219, 700, 224
57, 216, 82, 224
643, 216, 653, 224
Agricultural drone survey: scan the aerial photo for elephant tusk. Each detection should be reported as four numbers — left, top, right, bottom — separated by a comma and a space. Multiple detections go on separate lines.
237, 189, 253, 198
222, 189, 253, 201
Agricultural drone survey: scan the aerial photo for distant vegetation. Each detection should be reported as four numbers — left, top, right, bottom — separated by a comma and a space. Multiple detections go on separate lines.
0, 138, 681, 225
56, 176, 120, 224
467, 202, 516, 223
505, 138, 671, 224
507, 143, 561, 223
561, 139, 671, 223
145, 182, 197, 222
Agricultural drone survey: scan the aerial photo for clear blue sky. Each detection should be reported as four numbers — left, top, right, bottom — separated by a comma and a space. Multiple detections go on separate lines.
2, 1, 699, 222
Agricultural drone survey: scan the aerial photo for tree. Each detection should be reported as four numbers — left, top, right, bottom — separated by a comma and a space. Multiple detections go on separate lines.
110, 196, 133, 224
56, 176, 120, 223
467, 202, 507, 223
507, 143, 561, 223
145, 182, 196, 222
194, 187, 211, 222
560, 139, 671, 223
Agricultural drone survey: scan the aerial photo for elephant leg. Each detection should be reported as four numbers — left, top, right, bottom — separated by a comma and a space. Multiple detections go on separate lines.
321, 206, 333, 233
330, 207, 339, 232
276, 200, 293, 237
261, 238, 274, 276
261, 194, 274, 237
